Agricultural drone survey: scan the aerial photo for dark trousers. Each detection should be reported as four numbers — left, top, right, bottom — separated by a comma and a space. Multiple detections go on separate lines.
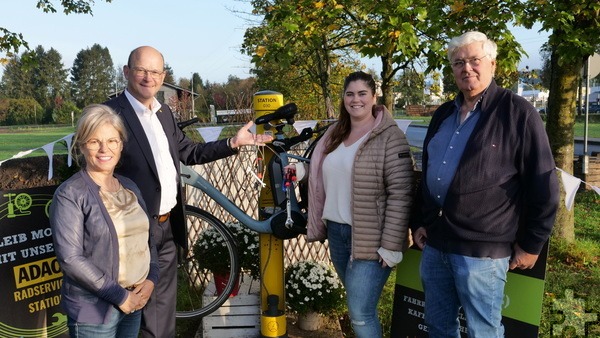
140, 218, 178, 338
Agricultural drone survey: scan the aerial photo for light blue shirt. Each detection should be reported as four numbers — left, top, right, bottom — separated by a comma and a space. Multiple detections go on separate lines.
426, 99, 481, 206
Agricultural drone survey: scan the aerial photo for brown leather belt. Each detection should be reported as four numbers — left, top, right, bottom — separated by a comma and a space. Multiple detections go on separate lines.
158, 212, 170, 223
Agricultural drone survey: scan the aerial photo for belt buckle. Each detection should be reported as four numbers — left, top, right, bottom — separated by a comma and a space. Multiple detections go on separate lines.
158, 212, 170, 223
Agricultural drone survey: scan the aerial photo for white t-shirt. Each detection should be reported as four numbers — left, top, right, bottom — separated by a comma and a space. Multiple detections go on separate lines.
321, 133, 368, 225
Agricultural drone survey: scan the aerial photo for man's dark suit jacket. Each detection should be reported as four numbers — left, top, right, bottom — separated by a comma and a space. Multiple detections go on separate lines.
105, 93, 237, 249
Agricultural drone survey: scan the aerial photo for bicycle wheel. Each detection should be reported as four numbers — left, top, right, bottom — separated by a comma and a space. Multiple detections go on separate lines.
176, 205, 240, 319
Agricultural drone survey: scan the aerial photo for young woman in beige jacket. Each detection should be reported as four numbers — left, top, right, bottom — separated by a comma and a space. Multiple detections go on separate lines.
304, 71, 414, 338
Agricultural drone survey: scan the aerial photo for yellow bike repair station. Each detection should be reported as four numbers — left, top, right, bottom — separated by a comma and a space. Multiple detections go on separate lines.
253, 90, 288, 338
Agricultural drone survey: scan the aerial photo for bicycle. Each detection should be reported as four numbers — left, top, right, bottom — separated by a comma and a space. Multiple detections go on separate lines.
175, 103, 329, 319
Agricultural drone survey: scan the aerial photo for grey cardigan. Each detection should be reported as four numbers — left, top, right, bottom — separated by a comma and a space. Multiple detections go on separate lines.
50, 171, 159, 324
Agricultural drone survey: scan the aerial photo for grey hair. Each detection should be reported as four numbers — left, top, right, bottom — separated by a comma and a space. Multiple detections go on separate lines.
447, 31, 498, 62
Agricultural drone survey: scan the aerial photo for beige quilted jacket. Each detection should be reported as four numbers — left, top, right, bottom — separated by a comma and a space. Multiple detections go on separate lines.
307, 106, 414, 259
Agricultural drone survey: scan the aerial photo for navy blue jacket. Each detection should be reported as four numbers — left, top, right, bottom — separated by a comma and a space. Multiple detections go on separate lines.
412, 81, 559, 258
105, 94, 237, 249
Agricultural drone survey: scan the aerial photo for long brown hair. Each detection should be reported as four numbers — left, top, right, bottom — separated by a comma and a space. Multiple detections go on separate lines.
324, 71, 377, 154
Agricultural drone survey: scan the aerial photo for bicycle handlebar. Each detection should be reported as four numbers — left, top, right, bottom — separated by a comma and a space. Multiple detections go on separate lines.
254, 103, 297, 125
177, 117, 199, 130
271, 127, 313, 150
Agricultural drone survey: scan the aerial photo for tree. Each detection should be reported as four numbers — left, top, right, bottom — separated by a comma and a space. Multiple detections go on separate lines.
0, 98, 42, 125
114, 65, 127, 93
0, 54, 34, 99
70, 44, 115, 108
394, 68, 425, 108
51, 98, 80, 125
163, 64, 176, 85
1, 0, 112, 63
30, 46, 70, 122
191, 73, 204, 94
243, 0, 356, 118
520, 0, 600, 242
189, 73, 207, 116
222, 75, 257, 116
1, 46, 73, 124
345, 0, 527, 111
243, 0, 528, 116
538, 47, 552, 91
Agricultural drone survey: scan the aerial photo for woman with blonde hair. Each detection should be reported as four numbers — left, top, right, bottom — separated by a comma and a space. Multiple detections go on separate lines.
50, 104, 158, 337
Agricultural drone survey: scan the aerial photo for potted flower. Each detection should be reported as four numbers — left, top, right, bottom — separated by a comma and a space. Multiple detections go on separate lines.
192, 221, 260, 295
229, 221, 261, 279
285, 260, 345, 330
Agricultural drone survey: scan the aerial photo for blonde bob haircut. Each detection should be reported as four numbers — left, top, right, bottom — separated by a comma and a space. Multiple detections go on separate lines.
71, 104, 127, 167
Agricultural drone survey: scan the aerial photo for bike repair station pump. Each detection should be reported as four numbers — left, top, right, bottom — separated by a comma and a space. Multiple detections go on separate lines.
254, 90, 288, 338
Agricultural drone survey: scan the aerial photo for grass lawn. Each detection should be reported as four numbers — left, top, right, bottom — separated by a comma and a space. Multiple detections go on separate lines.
0, 125, 74, 160
540, 190, 600, 337
574, 121, 600, 139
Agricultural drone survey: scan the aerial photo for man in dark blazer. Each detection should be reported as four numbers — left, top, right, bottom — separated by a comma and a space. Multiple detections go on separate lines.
105, 46, 271, 337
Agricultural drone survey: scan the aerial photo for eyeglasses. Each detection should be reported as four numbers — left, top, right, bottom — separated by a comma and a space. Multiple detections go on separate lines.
84, 138, 122, 151
451, 55, 489, 69
129, 66, 165, 79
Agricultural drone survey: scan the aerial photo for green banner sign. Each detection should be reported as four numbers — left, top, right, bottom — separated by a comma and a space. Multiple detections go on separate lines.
391, 246, 548, 337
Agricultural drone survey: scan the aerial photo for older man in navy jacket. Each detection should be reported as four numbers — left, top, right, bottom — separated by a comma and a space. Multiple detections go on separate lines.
411, 32, 559, 338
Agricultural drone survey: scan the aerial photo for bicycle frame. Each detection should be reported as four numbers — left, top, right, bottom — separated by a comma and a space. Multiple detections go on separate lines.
180, 151, 303, 235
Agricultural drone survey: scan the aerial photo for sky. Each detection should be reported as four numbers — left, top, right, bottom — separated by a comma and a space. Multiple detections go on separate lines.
1, 1, 550, 84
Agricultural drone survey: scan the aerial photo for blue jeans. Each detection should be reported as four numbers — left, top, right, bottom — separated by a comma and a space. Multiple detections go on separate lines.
420, 245, 509, 338
67, 306, 142, 338
327, 221, 391, 338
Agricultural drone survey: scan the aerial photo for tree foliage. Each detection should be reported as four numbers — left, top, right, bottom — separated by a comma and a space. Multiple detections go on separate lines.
70, 44, 115, 108
0, 55, 34, 99
163, 64, 176, 85
310, 0, 524, 110
518, 0, 600, 242
0, 98, 43, 125
243, 0, 357, 118
243, 0, 528, 115
394, 68, 425, 108
31, 46, 70, 110
51, 98, 80, 125
114, 65, 127, 93
0, 46, 71, 123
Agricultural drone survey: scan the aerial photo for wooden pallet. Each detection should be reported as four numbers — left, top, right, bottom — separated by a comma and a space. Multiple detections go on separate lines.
201, 275, 261, 338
